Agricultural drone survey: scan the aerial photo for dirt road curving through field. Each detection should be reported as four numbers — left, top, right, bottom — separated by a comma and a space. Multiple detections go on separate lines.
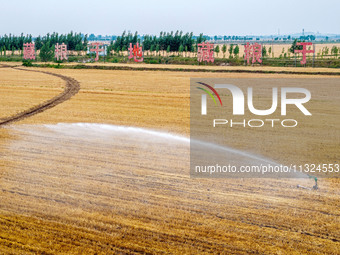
0, 65, 80, 126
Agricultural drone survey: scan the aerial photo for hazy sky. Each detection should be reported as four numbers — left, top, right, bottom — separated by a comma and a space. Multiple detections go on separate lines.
1, 0, 339, 36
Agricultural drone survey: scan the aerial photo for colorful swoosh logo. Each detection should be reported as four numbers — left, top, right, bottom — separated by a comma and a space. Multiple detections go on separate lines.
197, 82, 223, 106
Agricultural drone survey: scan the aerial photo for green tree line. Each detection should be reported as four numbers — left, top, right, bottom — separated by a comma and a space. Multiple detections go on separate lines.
0, 31, 88, 51
109, 31, 207, 54
34, 31, 88, 51
0, 33, 33, 51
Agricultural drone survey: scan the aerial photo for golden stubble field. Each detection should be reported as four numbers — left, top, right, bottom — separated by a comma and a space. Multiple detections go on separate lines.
0, 64, 339, 254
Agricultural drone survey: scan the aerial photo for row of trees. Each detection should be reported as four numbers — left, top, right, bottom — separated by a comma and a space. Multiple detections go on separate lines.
109, 31, 206, 54
0, 30, 202, 56
34, 31, 88, 51
1, 31, 339, 62
0, 33, 32, 52
212, 35, 317, 42
212, 44, 240, 58
0, 32, 88, 52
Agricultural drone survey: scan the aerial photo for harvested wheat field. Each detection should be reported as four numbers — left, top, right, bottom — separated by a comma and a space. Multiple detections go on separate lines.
0, 64, 339, 254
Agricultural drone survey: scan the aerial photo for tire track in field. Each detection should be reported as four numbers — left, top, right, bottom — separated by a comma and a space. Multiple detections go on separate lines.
0, 66, 80, 126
